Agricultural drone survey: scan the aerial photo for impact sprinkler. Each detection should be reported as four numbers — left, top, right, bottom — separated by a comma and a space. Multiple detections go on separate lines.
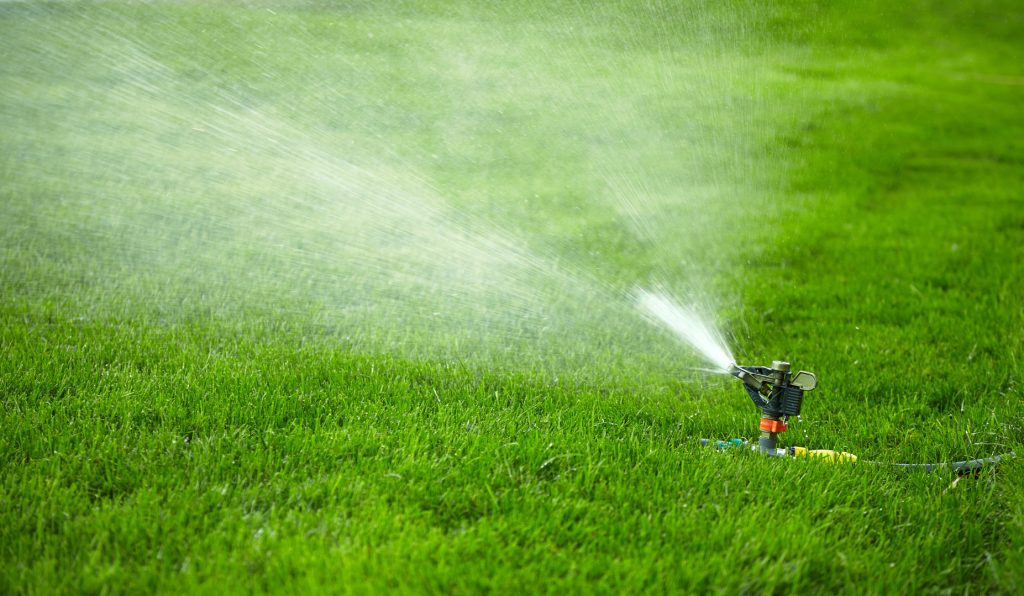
702, 360, 1012, 473
727, 360, 817, 456
705, 359, 854, 461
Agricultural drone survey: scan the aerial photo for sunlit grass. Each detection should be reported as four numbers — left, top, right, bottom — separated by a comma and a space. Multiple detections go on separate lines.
2, 1, 1022, 592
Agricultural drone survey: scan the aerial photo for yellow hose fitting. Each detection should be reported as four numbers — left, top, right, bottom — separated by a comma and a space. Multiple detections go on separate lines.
792, 446, 858, 462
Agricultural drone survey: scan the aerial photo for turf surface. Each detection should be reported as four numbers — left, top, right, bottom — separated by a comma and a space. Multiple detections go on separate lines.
2, 1, 1023, 593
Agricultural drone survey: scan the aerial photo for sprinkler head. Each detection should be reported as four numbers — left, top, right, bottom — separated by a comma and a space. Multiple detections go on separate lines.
729, 360, 817, 453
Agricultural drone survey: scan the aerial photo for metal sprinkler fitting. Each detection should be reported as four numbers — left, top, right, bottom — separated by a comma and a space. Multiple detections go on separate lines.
728, 360, 817, 456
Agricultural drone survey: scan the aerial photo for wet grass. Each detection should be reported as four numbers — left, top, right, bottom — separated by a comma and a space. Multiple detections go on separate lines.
2, 1, 1023, 593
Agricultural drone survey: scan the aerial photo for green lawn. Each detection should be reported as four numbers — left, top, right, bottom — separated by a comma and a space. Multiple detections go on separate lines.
2, 1, 1023, 592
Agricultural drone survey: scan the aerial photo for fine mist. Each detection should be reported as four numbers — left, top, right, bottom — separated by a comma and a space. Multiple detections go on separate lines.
0, 2, 817, 383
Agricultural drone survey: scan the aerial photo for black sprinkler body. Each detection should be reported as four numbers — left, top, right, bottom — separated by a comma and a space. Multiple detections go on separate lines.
728, 360, 817, 454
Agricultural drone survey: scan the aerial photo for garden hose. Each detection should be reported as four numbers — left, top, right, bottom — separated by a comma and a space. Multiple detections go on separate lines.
861, 452, 1014, 474
700, 438, 1014, 475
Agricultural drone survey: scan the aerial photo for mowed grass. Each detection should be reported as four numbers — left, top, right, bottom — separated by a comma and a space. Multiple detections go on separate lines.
2, 1, 1023, 593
